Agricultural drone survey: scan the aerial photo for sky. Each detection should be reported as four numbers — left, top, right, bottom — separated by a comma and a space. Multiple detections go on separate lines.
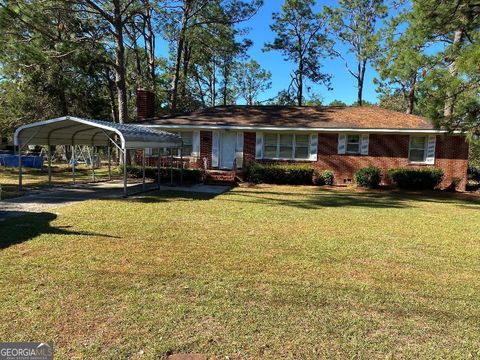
157, 0, 397, 105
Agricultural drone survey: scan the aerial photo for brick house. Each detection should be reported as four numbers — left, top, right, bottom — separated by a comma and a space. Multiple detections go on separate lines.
137, 91, 469, 189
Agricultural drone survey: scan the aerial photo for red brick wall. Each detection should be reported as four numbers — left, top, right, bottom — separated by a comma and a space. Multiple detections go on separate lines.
200, 131, 212, 169
243, 132, 468, 190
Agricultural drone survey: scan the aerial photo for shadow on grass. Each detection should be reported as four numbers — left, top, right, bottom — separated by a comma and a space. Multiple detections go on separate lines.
126, 190, 219, 203
222, 187, 480, 210
0, 211, 118, 249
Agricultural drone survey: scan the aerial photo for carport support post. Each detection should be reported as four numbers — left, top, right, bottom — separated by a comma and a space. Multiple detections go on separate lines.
180, 149, 184, 185
47, 145, 52, 187
91, 146, 96, 183
72, 144, 76, 185
170, 154, 173, 186
107, 145, 112, 181
123, 148, 128, 197
142, 149, 146, 191
18, 145, 23, 192
157, 150, 161, 190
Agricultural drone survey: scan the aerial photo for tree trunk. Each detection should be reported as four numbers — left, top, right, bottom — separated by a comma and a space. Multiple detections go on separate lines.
181, 41, 191, 101
112, 0, 128, 124
222, 65, 229, 106
210, 60, 216, 107
357, 59, 367, 106
144, 4, 155, 86
444, 29, 464, 119
297, 58, 303, 106
406, 75, 416, 115
171, 8, 189, 111
106, 68, 118, 122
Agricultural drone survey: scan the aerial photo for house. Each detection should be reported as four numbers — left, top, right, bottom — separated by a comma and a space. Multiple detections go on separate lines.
136, 90, 469, 190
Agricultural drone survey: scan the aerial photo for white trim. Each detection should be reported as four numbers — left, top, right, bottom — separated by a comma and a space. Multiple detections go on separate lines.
262, 132, 313, 161
236, 132, 244, 169
143, 124, 461, 134
212, 131, 220, 167
408, 135, 430, 164
15, 116, 127, 149
360, 134, 369, 155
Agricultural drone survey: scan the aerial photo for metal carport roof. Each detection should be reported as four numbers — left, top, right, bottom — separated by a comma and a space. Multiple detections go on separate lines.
13, 116, 183, 197
14, 116, 183, 149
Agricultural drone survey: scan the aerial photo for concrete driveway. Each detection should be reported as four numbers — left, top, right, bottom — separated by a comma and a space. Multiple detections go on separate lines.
0, 181, 231, 221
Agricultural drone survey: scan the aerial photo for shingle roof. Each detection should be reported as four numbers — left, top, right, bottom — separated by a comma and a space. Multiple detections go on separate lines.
143, 105, 435, 130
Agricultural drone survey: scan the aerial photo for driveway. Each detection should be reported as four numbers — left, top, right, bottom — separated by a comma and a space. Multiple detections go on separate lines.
0, 181, 230, 221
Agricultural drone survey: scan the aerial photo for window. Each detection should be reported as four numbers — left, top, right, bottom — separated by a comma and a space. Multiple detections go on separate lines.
264, 133, 278, 158
279, 134, 293, 158
180, 132, 193, 157
409, 136, 427, 162
295, 134, 309, 159
263, 133, 311, 160
161, 131, 193, 157
346, 135, 360, 154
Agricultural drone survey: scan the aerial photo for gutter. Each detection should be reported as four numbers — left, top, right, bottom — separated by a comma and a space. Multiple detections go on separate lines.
140, 123, 463, 135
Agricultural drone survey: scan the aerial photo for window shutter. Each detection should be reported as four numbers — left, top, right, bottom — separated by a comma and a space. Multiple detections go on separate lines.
425, 135, 436, 164
255, 132, 263, 159
309, 134, 318, 161
236, 132, 244, 168
192, 130, 200, 157
212, 131, 220, 167
338, 134, 347, 154
360, 134, 369, 155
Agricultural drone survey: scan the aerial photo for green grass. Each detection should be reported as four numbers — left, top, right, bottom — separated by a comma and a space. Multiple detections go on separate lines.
1, 185, 480, 359
0, 165, 116, 199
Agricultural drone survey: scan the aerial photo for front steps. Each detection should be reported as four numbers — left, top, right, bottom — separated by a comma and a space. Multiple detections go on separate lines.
204, 170, 239, 186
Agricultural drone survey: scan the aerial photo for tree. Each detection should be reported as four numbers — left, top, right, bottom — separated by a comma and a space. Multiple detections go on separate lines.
235, 60, 272, 105
0, 0, 111, 134
264, 0, 331, 106
74, 0, 140, 124
328, 99, 347, 107
375, 9, 429, 114
165, 0, 262, 111
407, 0, 480, 132
323, 0, 387, 106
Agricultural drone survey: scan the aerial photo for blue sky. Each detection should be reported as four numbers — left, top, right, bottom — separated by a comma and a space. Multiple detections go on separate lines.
242, 0, 383, 105
157, 0, 396, 105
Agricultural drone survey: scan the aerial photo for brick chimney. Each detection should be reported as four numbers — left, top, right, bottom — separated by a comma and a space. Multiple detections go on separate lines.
136, 89, 156, 121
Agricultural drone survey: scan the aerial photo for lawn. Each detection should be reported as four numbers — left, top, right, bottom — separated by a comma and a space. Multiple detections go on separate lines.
0, 185, 480, 359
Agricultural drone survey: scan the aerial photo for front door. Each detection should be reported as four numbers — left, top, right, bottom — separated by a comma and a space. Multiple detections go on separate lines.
220, 132, 236, 169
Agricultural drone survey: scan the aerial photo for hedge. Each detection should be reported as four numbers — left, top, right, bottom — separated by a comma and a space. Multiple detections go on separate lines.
388, 168, 444, 190
119, 165, 204, 183
245, 163, 314, 185
354, 166, 382, 188
314, 169, 334, 186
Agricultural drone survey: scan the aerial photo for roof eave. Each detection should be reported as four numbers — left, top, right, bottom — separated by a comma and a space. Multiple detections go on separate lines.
141, 123, 461, 134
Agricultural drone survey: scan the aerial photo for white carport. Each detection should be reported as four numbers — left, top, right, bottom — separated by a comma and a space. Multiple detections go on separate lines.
14, 116, 183, 197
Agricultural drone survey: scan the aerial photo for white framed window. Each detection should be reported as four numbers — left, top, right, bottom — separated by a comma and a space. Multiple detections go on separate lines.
262, 133, 311, 160
294, 134, 309, 159
346, 135, 360, 154
162, 131, 193, 157
409, 136, 427, 162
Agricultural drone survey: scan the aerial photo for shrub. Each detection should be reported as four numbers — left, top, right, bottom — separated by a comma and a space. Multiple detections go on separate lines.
119, 165, 204, 183
314, 169, 334, 186
468, 166, 480, 182
354, 166, 382, 188
388, 168, 444, 190
245, 163, 314, 185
